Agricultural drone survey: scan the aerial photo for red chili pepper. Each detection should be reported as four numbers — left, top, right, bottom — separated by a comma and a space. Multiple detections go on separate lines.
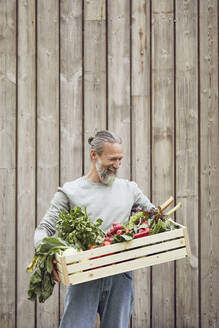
134, 227, 151, 239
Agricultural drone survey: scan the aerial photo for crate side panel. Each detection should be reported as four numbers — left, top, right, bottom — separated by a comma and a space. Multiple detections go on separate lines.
66, 238, 186, 273
63, 228, 185, 264
68, 248, 188, 286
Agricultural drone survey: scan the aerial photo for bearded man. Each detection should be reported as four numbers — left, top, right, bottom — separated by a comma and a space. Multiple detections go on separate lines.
34, 130, 156, 328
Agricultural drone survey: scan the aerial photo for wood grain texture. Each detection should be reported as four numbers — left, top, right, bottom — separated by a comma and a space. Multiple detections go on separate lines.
0, 1, 219, 327
108, 0, 130, 179
107, 1, 131, 322
151, 0, 175, 327
37, 1, 59, 327
17, 0, 36, 327
0, 1, 16, 327
85, 0, 105, 21
65, 249, 188, 286
59, 0, 83, 322
84, 0, 106, 176
175, 0, 199, 326
131, 0, 151, 327
84, 2, 107, 326
200, 0, 219, 327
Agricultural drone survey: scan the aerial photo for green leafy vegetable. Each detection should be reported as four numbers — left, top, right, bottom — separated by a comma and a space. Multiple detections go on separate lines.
56, 206, 106, 251
27, 237, 69, 303
112, 233, 134, 243
128, 212, 144, 229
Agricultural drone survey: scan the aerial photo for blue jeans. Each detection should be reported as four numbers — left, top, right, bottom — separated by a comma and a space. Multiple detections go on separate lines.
59, 271, 134, 328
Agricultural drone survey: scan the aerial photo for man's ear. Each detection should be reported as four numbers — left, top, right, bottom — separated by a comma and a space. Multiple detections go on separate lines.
90, 150, 97, 161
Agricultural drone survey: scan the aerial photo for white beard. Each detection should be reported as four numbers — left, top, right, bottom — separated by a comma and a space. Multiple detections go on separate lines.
95, 160, 117, 185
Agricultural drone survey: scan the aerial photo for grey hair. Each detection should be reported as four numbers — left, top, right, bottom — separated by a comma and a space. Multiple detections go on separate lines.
88, 130, 122, 155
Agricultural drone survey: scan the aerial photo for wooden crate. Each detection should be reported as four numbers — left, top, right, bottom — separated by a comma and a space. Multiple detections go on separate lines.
55, 220, 191, 286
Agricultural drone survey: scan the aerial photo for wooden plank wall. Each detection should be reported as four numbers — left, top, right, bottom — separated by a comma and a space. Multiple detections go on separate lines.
0, 1, 218, 327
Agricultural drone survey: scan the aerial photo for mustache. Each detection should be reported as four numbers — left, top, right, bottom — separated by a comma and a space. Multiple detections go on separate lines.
106, 167, 117, 174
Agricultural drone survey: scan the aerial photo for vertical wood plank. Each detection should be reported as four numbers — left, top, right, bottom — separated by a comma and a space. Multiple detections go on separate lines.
151, 1, 175, 327
1, 1, 219, 326
84, 0, 106, 175
17, 0, 36, 327
84, 1, 107, 326
175, 0, 199, 326
59, 0, 83, 321
108, 0, 130, 179
200, 0, 219, 326
37, 1, 59, 327
0, 1, 16, 327
131, 0, 151, 327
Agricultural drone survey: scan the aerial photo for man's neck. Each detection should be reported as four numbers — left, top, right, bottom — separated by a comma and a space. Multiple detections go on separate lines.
85, 167, 101, 183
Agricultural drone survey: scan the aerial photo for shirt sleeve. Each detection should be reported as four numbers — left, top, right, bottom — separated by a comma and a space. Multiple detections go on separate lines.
34, 187, 70, 248
131, 181, 156, 212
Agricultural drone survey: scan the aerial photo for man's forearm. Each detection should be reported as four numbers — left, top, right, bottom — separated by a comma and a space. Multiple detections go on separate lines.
34, 188, 70, 248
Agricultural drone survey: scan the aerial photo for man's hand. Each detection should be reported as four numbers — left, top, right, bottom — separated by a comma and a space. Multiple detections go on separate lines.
150, 207, 159, 215
52, 259, 61, 282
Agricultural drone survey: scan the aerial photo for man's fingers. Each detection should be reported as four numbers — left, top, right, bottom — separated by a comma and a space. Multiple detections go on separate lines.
52, 262, 61, 282
52, 267, 61, 282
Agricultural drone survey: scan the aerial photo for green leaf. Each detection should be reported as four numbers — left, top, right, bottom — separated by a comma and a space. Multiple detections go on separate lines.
55, 205, 105, 251
128, 212, 144, 229
26, 254, 38, 273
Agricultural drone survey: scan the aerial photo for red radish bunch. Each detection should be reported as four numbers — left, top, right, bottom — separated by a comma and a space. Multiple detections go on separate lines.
105, 220, 151, 243
104, 221, 129, 242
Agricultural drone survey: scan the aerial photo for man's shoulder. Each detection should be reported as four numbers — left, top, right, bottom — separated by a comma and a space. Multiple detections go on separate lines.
61, 176, 84, 191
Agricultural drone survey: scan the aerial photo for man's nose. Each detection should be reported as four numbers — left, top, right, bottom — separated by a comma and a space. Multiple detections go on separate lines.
113, 160, 120, 169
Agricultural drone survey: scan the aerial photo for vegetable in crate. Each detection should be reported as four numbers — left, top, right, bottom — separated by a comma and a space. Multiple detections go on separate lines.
125, 204, 180, 238
105, 221, 134, 243
26, 237, 71, 303
56, 206, 106, 251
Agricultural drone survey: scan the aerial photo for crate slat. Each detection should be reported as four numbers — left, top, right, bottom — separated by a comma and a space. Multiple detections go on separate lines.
66, 248, 187, 285
65, 238, 186, 273
60, 256, 70, 286
56, 227, 185, 264
55, 222, 191, 286
183, 227, 191, 257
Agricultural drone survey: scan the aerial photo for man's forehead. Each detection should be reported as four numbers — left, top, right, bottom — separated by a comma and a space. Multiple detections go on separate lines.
102, 142, 123, 156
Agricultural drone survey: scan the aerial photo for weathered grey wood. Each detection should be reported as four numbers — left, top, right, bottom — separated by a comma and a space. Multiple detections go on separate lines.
0, 1, 16, 327
107, 4, 130, 327
131, 0, 151, 327
84, 0, 106, 175
108, 0, 130, 179
200, 0, 219, 327
17, 0, 36, 327
59, 0, 83, 322
1, 1, 219, 327
85, 0, 105, 21
37, 1, 59, 327
84, 2, 106, 326
175, 0, 199, 327
151, 1, 175, 327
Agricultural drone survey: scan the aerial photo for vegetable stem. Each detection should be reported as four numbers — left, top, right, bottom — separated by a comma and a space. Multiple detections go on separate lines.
165, 203, 182, 216
160, 196, 174, 212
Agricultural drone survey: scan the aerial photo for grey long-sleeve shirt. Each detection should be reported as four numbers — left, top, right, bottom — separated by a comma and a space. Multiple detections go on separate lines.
34, 176, 155, 247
